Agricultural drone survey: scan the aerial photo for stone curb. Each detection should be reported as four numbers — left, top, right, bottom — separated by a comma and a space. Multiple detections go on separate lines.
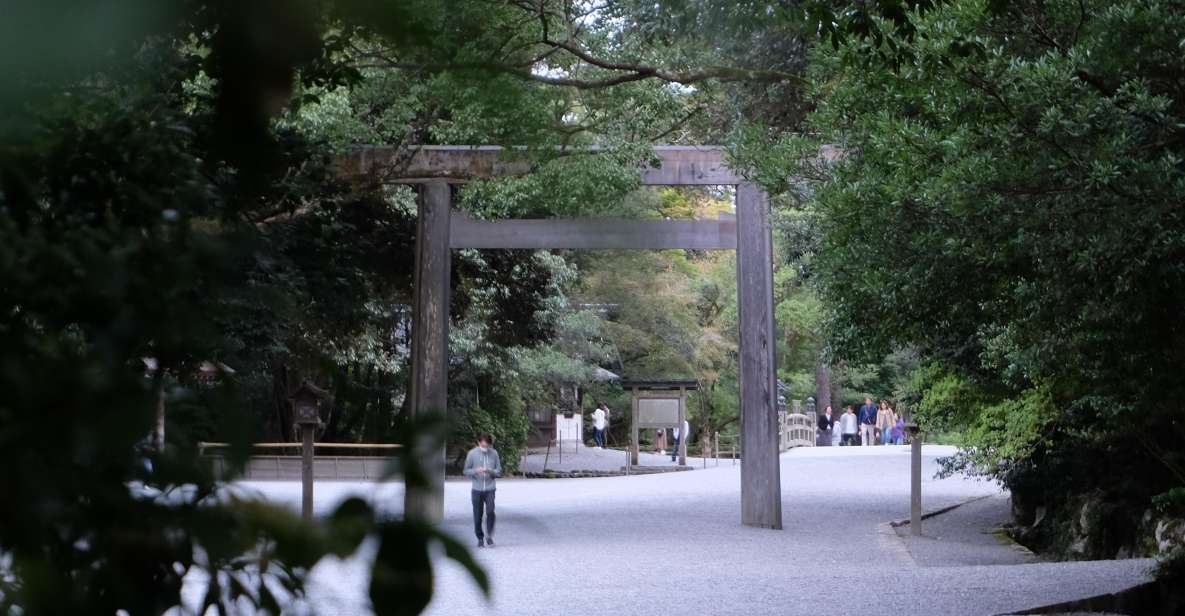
888, 493, 995, 529
892, 494, 1041, 562
882, 494, 1041, 567
875, 521, 918, 566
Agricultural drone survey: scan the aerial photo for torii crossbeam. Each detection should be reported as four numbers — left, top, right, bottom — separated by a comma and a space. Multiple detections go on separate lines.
343, 145, 783, 530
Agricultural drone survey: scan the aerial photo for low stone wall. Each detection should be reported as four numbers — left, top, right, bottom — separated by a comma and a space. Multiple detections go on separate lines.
1010, 489, 1185, 562
516, 466, 694, 479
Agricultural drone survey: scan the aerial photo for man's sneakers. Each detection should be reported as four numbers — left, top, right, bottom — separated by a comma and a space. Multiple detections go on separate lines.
477, 538, 485, 548
485, 537, 495, 548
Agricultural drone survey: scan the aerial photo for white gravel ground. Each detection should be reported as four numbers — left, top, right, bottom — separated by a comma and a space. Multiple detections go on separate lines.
228, 445, 1153, 616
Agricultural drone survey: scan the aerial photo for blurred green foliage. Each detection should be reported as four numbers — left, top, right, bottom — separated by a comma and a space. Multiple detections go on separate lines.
0, 2, 493, 613
4, 0, 1072, 609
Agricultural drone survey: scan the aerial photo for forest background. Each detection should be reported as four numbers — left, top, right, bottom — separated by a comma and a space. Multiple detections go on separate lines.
1, 0, 1183, 612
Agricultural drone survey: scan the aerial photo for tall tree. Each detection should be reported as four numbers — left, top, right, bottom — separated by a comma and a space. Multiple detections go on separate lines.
790, 0, 1185, 554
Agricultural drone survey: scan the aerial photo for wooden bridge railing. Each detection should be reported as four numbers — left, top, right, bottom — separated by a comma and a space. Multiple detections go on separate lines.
780, 413, 816, 451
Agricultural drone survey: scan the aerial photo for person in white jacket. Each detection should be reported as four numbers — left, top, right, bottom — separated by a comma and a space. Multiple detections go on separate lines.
672, 419, 690, 462
839, 405, 860, 446
592, 402, 608, 449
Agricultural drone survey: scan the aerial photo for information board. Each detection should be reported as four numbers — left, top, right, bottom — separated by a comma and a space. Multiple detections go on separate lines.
637, 398, 680, 428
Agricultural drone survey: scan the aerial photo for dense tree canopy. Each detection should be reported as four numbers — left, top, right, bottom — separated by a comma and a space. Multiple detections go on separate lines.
3, 0, 1184, 611
789, 0, 1185, 556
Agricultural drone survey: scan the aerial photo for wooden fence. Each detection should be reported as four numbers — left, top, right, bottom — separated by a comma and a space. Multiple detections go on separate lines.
200, 442, 400, 481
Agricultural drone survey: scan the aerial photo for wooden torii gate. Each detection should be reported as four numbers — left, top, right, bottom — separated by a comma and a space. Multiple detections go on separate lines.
342, 145, 783, 530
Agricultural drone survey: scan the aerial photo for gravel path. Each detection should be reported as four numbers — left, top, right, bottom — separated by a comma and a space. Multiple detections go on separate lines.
226, 445, 1153, 616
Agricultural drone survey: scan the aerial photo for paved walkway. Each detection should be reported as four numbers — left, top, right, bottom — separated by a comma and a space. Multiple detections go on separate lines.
223, 446, 1153, 616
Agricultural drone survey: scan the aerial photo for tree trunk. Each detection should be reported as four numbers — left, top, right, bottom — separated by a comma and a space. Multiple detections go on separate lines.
814, 359, 832, 413
151, 368, 166, 451
271, 361, 292, 441
323, 366, 347, 441
831, 360, 844, 411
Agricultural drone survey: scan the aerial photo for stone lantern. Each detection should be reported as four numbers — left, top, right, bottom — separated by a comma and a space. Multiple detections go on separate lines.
291, 381, 328, 428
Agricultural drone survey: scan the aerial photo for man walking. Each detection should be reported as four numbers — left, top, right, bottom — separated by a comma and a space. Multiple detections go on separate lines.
592, 402, 608, 449
463, 433, 502, 548
840, 405, 859, 446
858, 397, 878, 446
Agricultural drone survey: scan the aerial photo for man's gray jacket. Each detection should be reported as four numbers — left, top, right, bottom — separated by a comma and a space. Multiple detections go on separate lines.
462, 447, 502, 491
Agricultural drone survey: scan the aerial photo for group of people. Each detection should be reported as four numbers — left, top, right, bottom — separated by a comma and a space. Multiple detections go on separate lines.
464, 399, 903, 548
815, 397, 905, 446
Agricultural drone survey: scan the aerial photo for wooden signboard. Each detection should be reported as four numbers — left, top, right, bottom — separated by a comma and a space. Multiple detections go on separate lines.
637, 398, 680, 429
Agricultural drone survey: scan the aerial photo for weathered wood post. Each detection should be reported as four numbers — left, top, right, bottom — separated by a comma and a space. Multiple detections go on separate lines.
907, 422, 922, 535
631, 390, 640, 466
406, 182, 451, 523
301, 425, 315, 520
677, 386, 687, 466
736, 182, 783, 530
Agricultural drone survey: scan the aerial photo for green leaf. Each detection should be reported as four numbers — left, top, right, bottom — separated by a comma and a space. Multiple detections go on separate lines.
430, 528, 490, 597
369, 522, 433, 616
327, 497, 374, 558
259, 579, 283, 615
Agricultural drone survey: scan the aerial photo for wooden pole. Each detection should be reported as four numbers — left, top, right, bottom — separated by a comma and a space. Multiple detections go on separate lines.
911, 427, 922, 535
153, 371, 166, 452
736, 183, 783, 530
631, 391, 639, 466
301, 424, 314, 521
677, 387, 687, 466
406, 182, 451, 523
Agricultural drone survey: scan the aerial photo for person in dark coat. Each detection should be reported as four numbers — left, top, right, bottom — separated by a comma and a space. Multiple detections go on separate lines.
858, 397, 878, 446
816, 405, 835, 446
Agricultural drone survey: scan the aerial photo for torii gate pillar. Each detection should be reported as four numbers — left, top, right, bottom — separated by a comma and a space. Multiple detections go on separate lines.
405, 181, 450, 522
736, 183, 782, 529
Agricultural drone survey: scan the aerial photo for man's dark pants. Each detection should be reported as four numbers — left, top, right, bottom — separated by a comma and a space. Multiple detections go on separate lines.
594, 428, 605, 447
471, 489, 496, 540
671, 436, 680, 461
